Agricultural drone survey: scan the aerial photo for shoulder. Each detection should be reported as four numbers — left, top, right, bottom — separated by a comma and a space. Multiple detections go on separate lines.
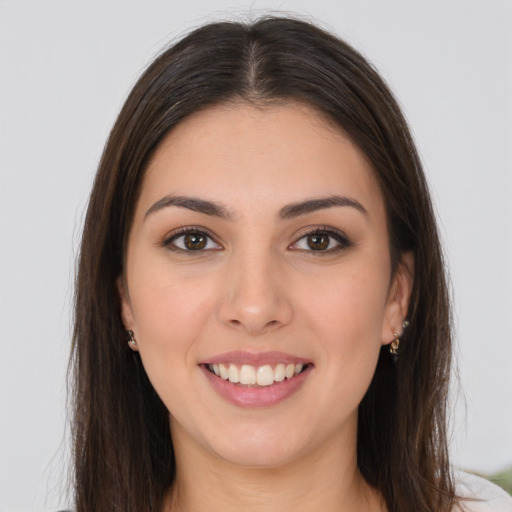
454, 470, 512, 512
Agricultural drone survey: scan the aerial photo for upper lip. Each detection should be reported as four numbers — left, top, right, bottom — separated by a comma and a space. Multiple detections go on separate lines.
200, 350, 312, 366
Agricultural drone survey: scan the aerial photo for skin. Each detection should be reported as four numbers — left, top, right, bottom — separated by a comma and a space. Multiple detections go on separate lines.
119, 102, 413, 512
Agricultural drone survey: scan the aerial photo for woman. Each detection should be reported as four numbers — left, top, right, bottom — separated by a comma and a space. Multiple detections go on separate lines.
70, 16, 512, 512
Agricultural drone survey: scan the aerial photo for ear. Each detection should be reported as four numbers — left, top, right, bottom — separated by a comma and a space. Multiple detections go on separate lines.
117, 276, 138, 350
381, 252, 414, 345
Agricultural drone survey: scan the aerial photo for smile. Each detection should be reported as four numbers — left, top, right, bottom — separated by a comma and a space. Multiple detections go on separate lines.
200, 351, 313, 407
207, 363, 308, 387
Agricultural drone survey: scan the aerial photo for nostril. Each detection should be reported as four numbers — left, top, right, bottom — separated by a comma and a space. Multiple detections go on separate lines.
227, 318, 280, 332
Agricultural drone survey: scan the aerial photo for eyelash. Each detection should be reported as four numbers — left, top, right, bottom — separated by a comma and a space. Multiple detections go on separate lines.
290, 226, 352, 254
162, 227, 221, 253
162, 226, 351, 254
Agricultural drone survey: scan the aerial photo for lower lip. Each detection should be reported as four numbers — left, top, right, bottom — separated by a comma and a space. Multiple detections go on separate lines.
201, 365, 312, 408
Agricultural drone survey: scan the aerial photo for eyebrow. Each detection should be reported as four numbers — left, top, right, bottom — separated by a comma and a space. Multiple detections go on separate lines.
278, 195, 367, 219
145, 195, 233, 220
144, 194, 367, 221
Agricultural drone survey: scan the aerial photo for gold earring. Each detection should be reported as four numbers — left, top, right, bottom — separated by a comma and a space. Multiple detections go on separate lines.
127, 330, 137, 348
389, 330, 400, 355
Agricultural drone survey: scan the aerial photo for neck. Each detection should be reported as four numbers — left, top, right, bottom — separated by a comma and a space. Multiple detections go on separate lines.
164, 421, 386, 512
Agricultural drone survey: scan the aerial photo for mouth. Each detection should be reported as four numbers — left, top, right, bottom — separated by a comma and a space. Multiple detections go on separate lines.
200, 351, 313, 407
205, 362, 311, 387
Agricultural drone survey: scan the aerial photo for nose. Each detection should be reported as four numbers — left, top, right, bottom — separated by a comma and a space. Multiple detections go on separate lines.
217, 250, 293, 336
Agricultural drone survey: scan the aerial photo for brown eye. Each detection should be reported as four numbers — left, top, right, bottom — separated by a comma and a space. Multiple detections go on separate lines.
291, 228, 351, 254
184, 233, 207, 250
307, 234, 330, 251
165, 229, 221, 252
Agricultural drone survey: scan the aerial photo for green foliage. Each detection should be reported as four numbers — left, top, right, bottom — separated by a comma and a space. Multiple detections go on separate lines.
488, 467, 512, 495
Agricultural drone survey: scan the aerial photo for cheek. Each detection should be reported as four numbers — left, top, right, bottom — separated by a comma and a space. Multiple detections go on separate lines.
127, 276, 216, 419
128, 255, 217, 341
126, 261, 221, 395
296, 262, 389, 398
301, 265, 389, 341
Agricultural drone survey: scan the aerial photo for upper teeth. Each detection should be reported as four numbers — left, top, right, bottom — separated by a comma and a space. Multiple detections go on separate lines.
210, 363, 304, 386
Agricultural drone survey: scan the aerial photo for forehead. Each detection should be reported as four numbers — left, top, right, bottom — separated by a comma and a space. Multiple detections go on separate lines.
138, 101, 384, 218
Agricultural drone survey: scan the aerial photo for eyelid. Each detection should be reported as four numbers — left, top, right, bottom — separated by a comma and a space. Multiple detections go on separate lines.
160, 225, 350, 253
162, 226, 223, 252
289, 225, 352, 253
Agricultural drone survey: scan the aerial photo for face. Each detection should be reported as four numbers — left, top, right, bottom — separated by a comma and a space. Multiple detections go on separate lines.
120, 102, 412, 468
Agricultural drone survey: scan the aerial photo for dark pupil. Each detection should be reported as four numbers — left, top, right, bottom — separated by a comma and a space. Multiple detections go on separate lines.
307, 234, 329, 251
184, 233, 207, 250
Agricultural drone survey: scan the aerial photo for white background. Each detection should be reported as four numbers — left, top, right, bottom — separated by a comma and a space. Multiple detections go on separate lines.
1, 1, 511, 510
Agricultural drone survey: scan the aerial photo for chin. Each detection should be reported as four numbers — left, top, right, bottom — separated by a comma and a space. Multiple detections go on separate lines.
217, 441, 303, 469
204, 423, 312, 469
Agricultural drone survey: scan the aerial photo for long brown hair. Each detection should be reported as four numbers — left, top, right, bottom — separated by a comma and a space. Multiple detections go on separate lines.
71, 16, 455, 512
